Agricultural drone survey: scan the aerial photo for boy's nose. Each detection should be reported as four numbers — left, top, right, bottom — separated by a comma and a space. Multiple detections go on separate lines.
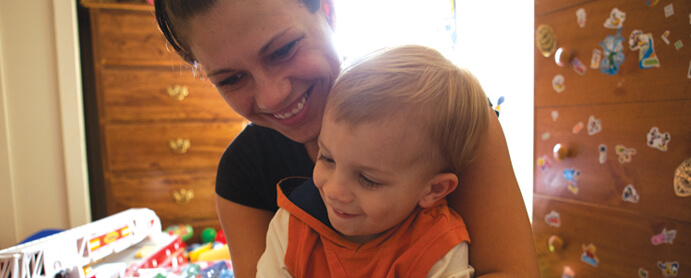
323, 177, 354, 204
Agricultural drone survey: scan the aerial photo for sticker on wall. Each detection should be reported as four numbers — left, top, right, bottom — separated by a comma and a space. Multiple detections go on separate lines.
646, 0, 660, 6
572, 121, 585, 134
537, 155, 552, 171
536, 24, 558, 57
647, 126, 670, 151
552, 74, 566, 93
590, 48, 602, 69
552, 110, 559, 121
651, 228, 677, 246
657, 261, 679, 277
664, 4, 674, 18
581, 243, 599, 267
562, 266, 575, 278
587, 115, 603, 135
572, 57, 587, 75
688, 60, 691, 79
604, 8, 626, 29
563, 168, 580, 194
600, 29, 626, 75
599, 144, 607, 164
674, 158, 691, 197
622, 184, 640, 203
615, 145, 636, 163
674, 40, 683, 50
541, 132, 551, 141
629, 30, 661, 69
576, 8, 587, 28
545, 210, 561, 228
661, 30, 671, 45
639, 267, 649, 278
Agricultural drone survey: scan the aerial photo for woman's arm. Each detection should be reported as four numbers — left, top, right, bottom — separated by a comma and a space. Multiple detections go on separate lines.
447, 114, 539, 277
216, 195, 275, 278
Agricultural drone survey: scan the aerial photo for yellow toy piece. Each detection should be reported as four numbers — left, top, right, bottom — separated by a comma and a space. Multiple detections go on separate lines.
188, 243, 212, 262
198, 244, 231, 261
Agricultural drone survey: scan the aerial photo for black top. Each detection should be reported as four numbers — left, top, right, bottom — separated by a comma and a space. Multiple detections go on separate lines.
215, 124, 315, 212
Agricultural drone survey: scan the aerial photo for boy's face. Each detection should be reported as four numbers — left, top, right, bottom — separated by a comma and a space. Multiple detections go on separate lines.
313, 113, 437, 244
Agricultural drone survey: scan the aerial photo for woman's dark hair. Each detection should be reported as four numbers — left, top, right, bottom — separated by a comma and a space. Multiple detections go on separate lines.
155, 0, 323, 65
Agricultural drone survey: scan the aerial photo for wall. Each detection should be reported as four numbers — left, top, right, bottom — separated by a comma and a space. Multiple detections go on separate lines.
0, 0, 90, 249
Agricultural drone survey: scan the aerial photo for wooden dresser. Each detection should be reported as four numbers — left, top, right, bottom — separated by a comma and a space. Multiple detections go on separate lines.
81, 2, 247, 242
533, 0, 690, 277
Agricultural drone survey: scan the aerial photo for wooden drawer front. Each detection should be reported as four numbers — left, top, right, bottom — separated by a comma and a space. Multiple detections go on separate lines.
101, 68, 241, 121
535, 0, 691, 107
535, 0, 590, 16
533, 196, 690, 277
535, 100, 691, 222
105, 121, 245, 173
92, 8, 183, 65
109, 171, 217, 222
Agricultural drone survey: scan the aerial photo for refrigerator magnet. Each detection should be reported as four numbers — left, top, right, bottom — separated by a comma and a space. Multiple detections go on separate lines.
599, 144, 607, 164
572, 121, 585, 134
537, 155, 552, 171
674, 40, 683, 50
629, 30, 661, 69
587, 115, 602, 135
552, 74, 566, 93
536, 24, 557, 57
572, 57, 587, 75
674, 158, 691, 197
552, 110, 559, 121
581, 244, 599, 267
599, 30, 626, 75
545, 210, 561, 228
562, 266, 575, 278
563, 168, 580, 195
664, 4, 674, 18
651, 228, 677, 246
604, 8, 626, 29
622, 184, 640, 203
576, 8, 587, 28
661, 30, 671, 45
646, 0, 660, 6
639, 268, 649, 278
615, 145, 636, 163
590, 48, 602, 69
657, 261, 679, 277
646, 126, 670, 151
541, 132, 551, 141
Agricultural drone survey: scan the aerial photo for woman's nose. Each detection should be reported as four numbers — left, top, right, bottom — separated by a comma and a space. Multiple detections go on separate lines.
253, 72, 291, 111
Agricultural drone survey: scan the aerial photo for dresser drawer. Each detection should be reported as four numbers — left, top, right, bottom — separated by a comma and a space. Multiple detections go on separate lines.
91, 7, 184, 65
100, 68, 241, 121
533, 196, 690, 277
535, 100, 691, 222
104, 121, 245, 173
534, 0, 691, 107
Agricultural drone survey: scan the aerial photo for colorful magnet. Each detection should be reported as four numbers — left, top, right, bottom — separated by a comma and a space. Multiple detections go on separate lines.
646, 0, 660, 6
576, 8, 587, 28
552, 110, 559, 121
552, 74, 566, 93
604, 8, 626, 29
587, 115, 602, 135
572, 121, 584, 134
615, 144, 636, 163
639, 268, 649, 278
651, 228, 677, 245
562, 266, 575, 278
646, 126, 670, 151
661, 30, 671, 45
599, 144, 607, 164
536, 24, 558, 58
629, 30, 660, 69
673, 158, 691, 197
563, 168, 580, 194
581, 244, 599, 267
600, 29, 626, 75
537, 155, 552, 171
674, 40, 683, 50
622, 184, 640, 203
664, 4, 674, 18
545, 210, 561, 228
541, 132, 551, 141
590, 49, 602, 69
657, 261, 679, 277
572, 57, 587, 75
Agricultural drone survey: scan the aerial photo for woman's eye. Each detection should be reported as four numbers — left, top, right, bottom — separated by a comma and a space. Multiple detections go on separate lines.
359, 174, 382, 189
217, 72, 246, 88
268, 37, 302, 62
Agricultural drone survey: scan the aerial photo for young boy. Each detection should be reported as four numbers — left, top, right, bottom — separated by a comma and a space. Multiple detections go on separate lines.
256, 45, 491, 278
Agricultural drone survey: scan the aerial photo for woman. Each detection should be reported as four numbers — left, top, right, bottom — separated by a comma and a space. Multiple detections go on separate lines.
155, 0, 539, 277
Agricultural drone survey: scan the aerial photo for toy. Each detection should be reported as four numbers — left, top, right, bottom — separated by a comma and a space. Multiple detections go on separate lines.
165, 224, 194, 242
201, 228, 217, 244
215, 230, 227, 245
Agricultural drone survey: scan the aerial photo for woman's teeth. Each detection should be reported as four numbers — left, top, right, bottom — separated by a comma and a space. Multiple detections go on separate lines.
274, 94, 307, 120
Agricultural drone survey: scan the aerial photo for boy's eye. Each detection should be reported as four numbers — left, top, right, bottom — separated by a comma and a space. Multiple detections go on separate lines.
359, 174, 382, 189
318, 153, 335, 165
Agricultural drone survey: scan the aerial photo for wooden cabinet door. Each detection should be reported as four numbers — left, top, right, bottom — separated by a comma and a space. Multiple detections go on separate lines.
533, 0, 690, 276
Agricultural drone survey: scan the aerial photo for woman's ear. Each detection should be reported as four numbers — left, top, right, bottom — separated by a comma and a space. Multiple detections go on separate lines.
419, 173, 458, 208
322, 0, 336, 31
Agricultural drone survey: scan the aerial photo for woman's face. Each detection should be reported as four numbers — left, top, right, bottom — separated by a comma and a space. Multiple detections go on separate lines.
186, 0, 340, 143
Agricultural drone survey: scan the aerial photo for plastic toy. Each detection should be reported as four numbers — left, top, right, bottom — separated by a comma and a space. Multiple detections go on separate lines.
165, 224, 194, 242
201, 228, 217, 244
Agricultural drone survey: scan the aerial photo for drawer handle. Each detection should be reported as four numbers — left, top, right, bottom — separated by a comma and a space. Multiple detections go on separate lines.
548, 235, 564, 252
173, 188, 194, 205
167, 85, 189, 101
168, 138, 191, 154
553, 143, 571, 161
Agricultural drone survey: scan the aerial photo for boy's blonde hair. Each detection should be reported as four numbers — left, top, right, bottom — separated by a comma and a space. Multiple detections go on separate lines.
326, 45, 491, 176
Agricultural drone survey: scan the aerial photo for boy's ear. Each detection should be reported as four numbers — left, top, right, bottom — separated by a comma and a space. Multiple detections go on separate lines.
419, 173, 458, 208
